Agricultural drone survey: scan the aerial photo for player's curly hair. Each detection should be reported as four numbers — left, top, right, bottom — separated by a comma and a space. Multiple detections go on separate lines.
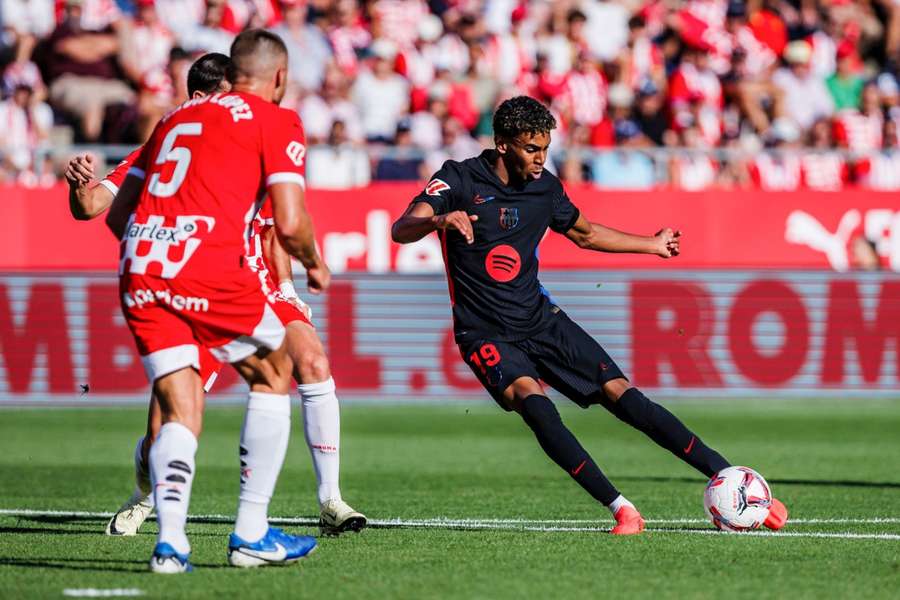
493, 96, 557, 140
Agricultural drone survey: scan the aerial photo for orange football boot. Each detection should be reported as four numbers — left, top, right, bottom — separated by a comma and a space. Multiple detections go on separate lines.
764, 498, 788, 530
611, 506, 645, 535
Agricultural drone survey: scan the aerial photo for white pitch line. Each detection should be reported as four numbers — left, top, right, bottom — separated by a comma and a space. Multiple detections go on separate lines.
63, 590, 144, 598
2, 509, 900, 541
2, 508, 900, 526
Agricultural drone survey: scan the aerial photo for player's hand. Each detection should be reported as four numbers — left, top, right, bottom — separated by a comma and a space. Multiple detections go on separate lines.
306, 259, 331, 295
653, 228, 681, 258
287, 296, 313, 321
65, 154, 96, 186
434, 211, 478, 244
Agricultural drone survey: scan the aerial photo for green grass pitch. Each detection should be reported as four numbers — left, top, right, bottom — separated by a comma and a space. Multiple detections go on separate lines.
1, 400, 899, 599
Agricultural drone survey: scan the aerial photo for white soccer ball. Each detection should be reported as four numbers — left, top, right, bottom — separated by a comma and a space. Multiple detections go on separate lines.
703, 466, 772, 532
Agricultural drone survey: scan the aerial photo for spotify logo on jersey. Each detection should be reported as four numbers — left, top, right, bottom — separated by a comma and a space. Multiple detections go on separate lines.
485, 245, 521, 282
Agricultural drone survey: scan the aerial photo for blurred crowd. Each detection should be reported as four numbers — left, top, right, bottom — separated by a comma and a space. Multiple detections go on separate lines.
1, 0, 900, 189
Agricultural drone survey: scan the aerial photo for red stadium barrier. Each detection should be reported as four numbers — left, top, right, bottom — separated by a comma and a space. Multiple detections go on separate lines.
0, 271, 897, 404
1, 184, 899, 272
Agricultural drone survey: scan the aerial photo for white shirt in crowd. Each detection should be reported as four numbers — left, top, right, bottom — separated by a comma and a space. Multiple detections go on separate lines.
772, 67, 834, 130
351, 69, 409, 140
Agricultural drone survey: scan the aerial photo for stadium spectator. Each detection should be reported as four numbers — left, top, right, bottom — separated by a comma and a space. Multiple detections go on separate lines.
328, 0, 371, 77
299, 64, 363, 144
423, 115, 482, 175
826, 41, 865, 110
1, 0, 54, 62
856, 119, 900, 190
306, 119, 371, 188
773, 40, 834, 131
801, 117, 848, 191
834, 82, 884, 153
270, 0, 332, 94
374, 118, 422, 180
119, 0, 175, 140
352, 38, 409, 142
669, 124, 718, 191
178, 0, 235, 54
368, 0, 428, 50
0, 83, 52, 182
747, 119, 803, 191
44, 0, 134, 142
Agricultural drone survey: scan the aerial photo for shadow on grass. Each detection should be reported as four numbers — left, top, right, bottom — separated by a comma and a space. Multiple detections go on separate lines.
615, 475, 900, 489
9, 516, 230, 537
0, 556, 233, 573
0, 556, 148, 573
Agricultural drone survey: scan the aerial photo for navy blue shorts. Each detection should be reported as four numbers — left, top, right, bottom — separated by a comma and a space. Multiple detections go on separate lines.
458, 308, 626, 411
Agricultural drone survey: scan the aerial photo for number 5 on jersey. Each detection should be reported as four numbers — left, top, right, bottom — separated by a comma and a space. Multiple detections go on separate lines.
148, 123, 203, 198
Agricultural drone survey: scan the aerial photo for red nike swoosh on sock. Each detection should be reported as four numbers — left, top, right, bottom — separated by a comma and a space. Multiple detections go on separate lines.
571, 460, 587, 476
684, 436, 696, 454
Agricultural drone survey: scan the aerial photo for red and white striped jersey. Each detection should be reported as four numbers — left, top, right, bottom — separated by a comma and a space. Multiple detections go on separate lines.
329, 24, 371, 77
800, 152, 847, 191
834, 110, 883, 153
627, 36, 663, 89
560, 68, 608, 127
669, 63, 723, 109
371, 0, 428, 49
748, 153, 802, 191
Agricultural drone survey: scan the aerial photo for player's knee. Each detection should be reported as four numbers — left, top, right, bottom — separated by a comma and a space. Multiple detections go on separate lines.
519, 394, 562, 432
613, 387, 655, 430
296, 351, 331, 383
602, 378, 632, 403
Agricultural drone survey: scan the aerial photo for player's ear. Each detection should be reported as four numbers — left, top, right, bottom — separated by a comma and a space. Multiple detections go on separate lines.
495, 138, 508, 155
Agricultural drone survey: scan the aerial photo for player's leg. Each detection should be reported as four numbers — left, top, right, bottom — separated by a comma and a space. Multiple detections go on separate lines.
107, 350, 221, 537
596, 379, 730, 478
284, 319, 366, 535
226, 342, 316, 566
462, 340, 639, 534
104, 393, 159, 536
148, 365, 205, 573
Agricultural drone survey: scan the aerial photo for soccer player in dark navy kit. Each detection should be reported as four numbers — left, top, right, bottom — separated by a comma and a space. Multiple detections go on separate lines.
392, 96, 787, 534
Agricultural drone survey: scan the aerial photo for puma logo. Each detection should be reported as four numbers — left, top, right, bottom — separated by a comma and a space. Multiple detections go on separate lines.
785, 209, 861, 272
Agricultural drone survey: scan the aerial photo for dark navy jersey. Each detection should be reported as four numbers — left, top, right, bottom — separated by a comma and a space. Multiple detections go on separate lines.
411, 150, 580, 344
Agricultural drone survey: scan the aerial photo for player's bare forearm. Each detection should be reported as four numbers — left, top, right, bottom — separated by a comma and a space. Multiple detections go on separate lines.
262, 225, 294, 285
68, 183, 112, 220
65, 154, 111, 220
564, 214, 680, 258
105, 174, 142, 239
392, 202, 478, 244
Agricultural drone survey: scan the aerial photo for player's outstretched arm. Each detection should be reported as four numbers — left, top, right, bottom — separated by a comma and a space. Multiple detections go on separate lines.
269, 182, 330, 295
564, 214, 681, 258
65, 155, 114, 220
391, 201, 478, 244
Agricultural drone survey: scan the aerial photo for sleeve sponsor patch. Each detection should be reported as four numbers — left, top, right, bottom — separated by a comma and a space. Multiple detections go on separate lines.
425, 178, 450, 196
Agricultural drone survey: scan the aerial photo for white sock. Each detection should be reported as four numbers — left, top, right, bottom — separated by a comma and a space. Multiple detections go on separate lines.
607, 494, 635, 516
150, 422, 197, 555
133, 436, 153, 499
298, 377, 341, 506
234, 392, 291, 542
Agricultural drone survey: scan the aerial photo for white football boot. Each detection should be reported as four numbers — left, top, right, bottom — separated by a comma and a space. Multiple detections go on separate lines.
105, 490, 154, 536
319, 499, 367, 536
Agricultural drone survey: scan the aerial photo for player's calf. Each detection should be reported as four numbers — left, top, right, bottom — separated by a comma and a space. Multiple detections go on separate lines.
600, 385, 730, 478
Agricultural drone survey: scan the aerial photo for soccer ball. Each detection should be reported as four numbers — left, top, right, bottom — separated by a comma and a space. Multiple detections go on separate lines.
703, 466, 772, 532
